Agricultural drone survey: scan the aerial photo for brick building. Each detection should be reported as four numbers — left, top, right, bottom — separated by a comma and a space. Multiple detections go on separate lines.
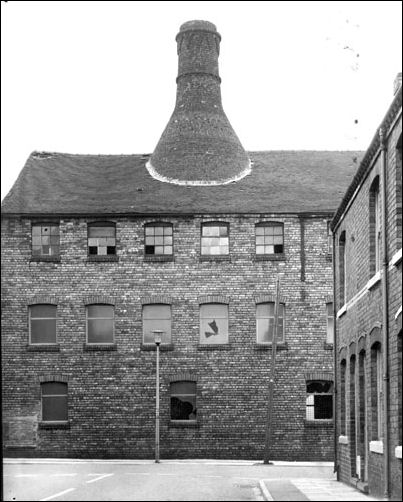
331, 76, 402, 499
2, 21, 360, 460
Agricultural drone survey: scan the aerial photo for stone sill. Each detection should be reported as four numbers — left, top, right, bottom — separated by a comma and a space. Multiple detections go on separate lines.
338, 435, 349, 444
367, 271, 381, 291
169, 420, 199, 428
87, 255, 119, 262
254, 254, 285, 261
199, 256, 230, 262
395, 446, 402, 459
369, 440, 383, 454
140, 343, 174, 351
254, 342, 288, 351
39, 421, 70, 430
30, 256, 61, 263
323, 342, 334, 350
197, 344, 232, 350
390, 248, 402, 267
83, 343, 117, 351
337, 305, 347, 319
356, 481, 369, 494
304, 419, 333, 427
26, 344, 60, 352
144, 255, 174, 262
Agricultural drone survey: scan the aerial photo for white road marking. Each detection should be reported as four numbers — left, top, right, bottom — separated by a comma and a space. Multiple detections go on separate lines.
86, 473, 114, 483
259, 479, 274, 501
40, 488, 76, 501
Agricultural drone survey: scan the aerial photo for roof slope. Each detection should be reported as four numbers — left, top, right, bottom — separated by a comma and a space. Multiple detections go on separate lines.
1, 150, 362, 215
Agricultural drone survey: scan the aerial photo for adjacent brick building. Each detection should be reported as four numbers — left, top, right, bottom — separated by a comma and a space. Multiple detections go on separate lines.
331, 76, 402, 499
2, 20, 361, 461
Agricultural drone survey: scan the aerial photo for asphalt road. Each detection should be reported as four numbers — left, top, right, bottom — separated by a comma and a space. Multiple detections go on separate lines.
3, 460, 335, 501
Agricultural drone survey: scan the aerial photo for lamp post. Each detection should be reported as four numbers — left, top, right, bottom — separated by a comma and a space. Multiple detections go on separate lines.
153, 330, 163, 463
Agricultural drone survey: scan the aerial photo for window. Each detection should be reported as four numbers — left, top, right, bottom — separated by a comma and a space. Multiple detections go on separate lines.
29, 305, 57, 344
327, 221, 333, 256
170, 381, 197, 421
371, 344, 383, 439
41, 382, 68, 422
88, 223, 116, 255
326, 302, 334, 344
306, 380, 333, 420
32, 224, 59, 257
255, 223, 284, 255
86, 305, 114, 344
199, 304, 228, 344
369, 177, 381, 274
340, 360, 347, 434
142, 304, 172, 344
339, 231, 346, 305
256, 302, 285, 343
201, 223, 229, 255
144, 223, 173, 256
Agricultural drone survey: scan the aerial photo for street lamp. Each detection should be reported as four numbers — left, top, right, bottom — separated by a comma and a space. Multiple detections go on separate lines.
153, 330, 163, 463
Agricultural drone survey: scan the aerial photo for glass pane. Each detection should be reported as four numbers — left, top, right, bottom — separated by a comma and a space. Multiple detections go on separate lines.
171, 381, 196, 394
107, 246, 116, 255
88, 238, 98, 247
31, 305, 56, 318
164, 236, 173, 245
32, 246, 41, 256
32, 226, 41, 235
257, 318, 270, 343
256, 245, 265, 254
98, 238, 107, 246
265, 226, 274, 235
264, 236, 274, 244
41, 245, 50, 255
306, 404, 315, 420
50, 235, 59, 245
210, 246, 220, 255
273, 236, 283, 245
256, 303, 274, 318
42, 395, 68, 421
164, 226, 173, 236
219, 226, 228, 237
143, 305, 171, 320
143, 319, 172, 344
42, 235, 50, 245
155, 236, 164, 245
31, 319, 56, 343
200, 317, 228, 344
145, 236, 155, 245
306, 394, 314, 406
87, 305, 114, 318
42, 382, 67, 395
50, 226, 59, 235
256, 226, 265, 236
98, 247, 107, 255
220, 246, 229, 255
327, 303, 333, 316
155, 246, 164, 254
170, 395, 197, 420
145, 245, 155, 255
32, 236, 42, 245
154, 227, 163, 236
314, 395, 333, 419
87, 319, 114, 343
265, 245, 274, 254
50, 245, 60, 256
89, 226, 115, 238
106, 238, 115, 246
164, 246, 173, 255
145, 226, 154, 236
89, 246, 98, 255
200, 304, 227, 319
203, 225, 219, 237
274, 245, 284, 254
42, 227, 50, 234
256, 236, 264, 245
219, 237, 229, 247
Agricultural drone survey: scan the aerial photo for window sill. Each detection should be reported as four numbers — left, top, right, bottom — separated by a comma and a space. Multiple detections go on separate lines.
304, 419, 333, 427
338, 435, 349, 444
199, 255, 230, 262
337, 305, 347, 318
169, 420, 199, 428
87, 255, 119, 262
197, 344, 232, 350
30, 256, 61, 263
367, 271, 381, 291
144, 255, 174, 262
140, 343, 174, 351
254, 342, 288, 350
395, 446, 402, 459
390, 248, 402, 267
39, 421, 70, 430
83, 343, 117, 351
369, 440, 383, 454
26, 344, 60, 352
323, 342, 334, 350
255, 253, 285, 261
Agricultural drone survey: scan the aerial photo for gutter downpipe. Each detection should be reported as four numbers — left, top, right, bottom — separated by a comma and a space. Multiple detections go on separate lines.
379, 127, 390, 500
332, 230, 338, 477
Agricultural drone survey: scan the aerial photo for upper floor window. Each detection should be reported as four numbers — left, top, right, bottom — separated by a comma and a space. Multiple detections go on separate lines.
338, 231, 346, 305
255, 223, 284, 255
306, 380, 333, 421
199, 303, 228, 344
371, 342, 383, 439
32, 224, 60, 257
41, 382, 68, 422
369, 177, 381, 275
145, 223, 173, 256
201, 223, 229, 255
88, 222, 116, 256
256, 302, 285, 344
86, 304, 114, 344
327, 221, 333, 256
170, 381, 197, 421
326, 302, 334, 344
29, 304, 57, 344
142, 304, 172, 344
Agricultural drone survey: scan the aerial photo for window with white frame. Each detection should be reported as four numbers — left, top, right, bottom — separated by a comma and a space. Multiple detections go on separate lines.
256, 302, 285, 344
144, 223, 173, 256
86, 305, 114, 344
29, 304, 57, 344
170, 381, 197, 421
369, 178, 381, 275
32, 224, 60, 257
41, 382, 68, 422
306, 380, 333, 420
255, 223, 284, 255
326, 302, 334, 344
142, 304, 172, 344
88, 223, 116, 255
199, 304, 228, 344
201, 223, 229, 255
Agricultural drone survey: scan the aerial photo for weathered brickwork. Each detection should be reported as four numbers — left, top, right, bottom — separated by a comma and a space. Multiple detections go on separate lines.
333, 90, 402, 499
2, 214, 335, 460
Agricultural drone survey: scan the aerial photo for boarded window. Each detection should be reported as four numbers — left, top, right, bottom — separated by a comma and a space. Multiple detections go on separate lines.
32, 224, 60, 257
145, 224, 173, 255
256, 223, 284, 255
86, 305, 114, 344
199, 304, 228, 344
326, 302, 334, 344
170, 381, 197, 421
30, 304, 57, 344
256, 303, 285, 343
41, 382, 68, 422
142, 304, 172, 344
306, 380, 333, 420
88, 224, 116, 255
201, 223, 229, 255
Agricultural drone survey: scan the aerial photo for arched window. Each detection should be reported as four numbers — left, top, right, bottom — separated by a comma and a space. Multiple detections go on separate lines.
255, 222, 284, 255
340, 359, 347, 435
338, 231, 346, 305
256, 302, 285, 343
369, 177, 381, 275
170, 381, 197, 421
86, 304, 114, 344
371, 342, 383, 440
199, 303, 228, 344
306, 380, 333, 421
87, 221, 116, 256
144, 222, 173, 256
41, 382, 68, 422
201, 222, 229, 255
29, 304, 57, 344
32, 223, 60, 257
142, 304, 172, 344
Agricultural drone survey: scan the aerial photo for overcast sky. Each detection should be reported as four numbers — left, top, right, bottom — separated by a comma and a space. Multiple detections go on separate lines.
1, 0, 402, 200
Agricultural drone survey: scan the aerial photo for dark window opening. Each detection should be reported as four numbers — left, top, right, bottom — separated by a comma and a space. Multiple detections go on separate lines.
170, 381, 197, 420
41, 382, 67, 422
30, 304, 57, 344
306, 380, 333, 420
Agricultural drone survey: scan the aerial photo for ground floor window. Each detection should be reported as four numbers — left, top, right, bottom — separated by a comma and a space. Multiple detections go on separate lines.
306, 380, 333, 420
170, 381, 197, 421
41, 382, 68, 422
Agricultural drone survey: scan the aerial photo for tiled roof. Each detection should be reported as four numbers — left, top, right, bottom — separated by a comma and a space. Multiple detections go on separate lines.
1, 150, 362, 216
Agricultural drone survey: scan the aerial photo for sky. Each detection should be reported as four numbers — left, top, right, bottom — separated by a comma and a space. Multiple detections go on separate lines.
1, 0, 402, 200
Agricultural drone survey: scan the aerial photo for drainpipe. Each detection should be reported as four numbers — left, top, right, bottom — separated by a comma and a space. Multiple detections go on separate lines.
332, 229, 338, 477
379, 127, 390, 500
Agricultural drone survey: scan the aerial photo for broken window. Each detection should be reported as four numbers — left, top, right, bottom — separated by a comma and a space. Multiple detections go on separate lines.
41, 382, 68, 422
29, 304, 57, 344
142, 304, 172, 344
255, 223, 284, 255
256, 302, 285, 343
199, 303, 228, 344
88, 223, 116, 255
306, 380, 333, 420
170, 381, 197, 421
201, 223, 229, 255
32, 224, 60, 257
144, 223, 173, 255
326, 302, 334, 344
86, 305, 114, 344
